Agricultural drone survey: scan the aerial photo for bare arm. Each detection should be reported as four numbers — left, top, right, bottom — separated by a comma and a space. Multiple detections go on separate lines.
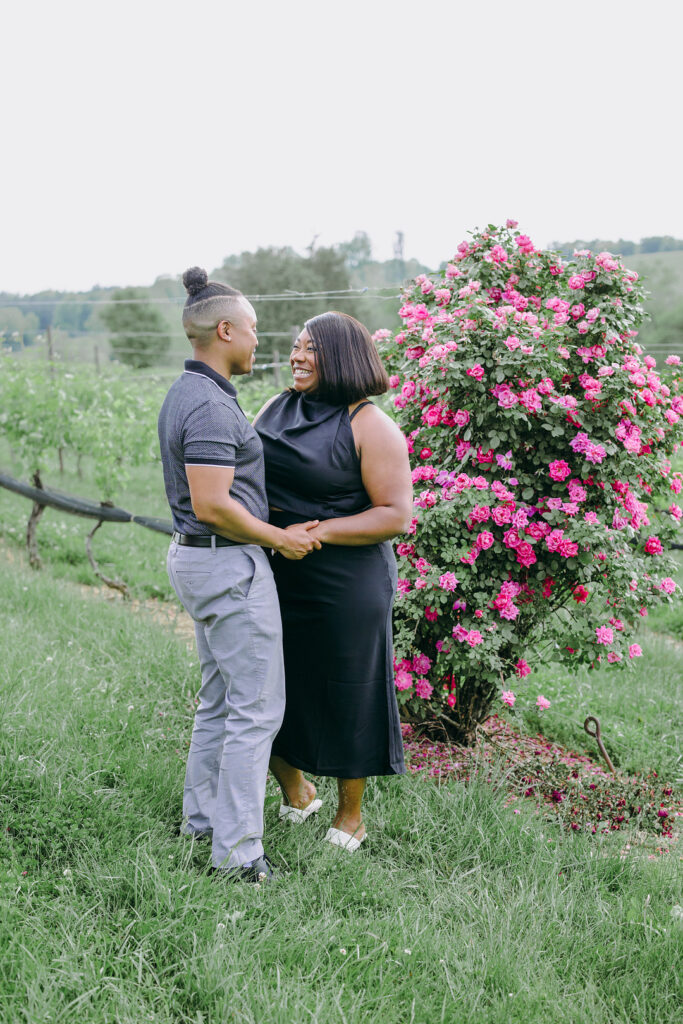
186, 465, 320, 559
308, 406, 413, 547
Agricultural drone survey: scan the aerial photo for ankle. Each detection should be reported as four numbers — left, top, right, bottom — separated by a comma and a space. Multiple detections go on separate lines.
332, 812, 364, 836
283, 779, 317, 810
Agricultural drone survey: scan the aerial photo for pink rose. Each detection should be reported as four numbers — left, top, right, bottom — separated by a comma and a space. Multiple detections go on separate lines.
644, 536, 663, 555
412, 653, 432, 674
498, 390, 518, 409
422, 405, 442, 427
394, 669, 413, 691
536, 695, 551, 710
548, 460, 571, 482
475, 531, 495, 550
492, 505, 513, 526
628, 644, 643, 659
396, 543, 415, 557
515, 659, 531, 678
595, 626, 614, 645
501, 690, 516, 707
415, 678, 433, 699
438, 572, 459, 591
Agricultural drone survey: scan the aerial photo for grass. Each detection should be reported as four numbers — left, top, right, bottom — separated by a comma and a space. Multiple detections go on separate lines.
1, 560, 682, 1023
521, 550, 683, 784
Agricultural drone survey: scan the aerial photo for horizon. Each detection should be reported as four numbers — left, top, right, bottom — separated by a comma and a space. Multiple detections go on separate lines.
2, 229, 681, 300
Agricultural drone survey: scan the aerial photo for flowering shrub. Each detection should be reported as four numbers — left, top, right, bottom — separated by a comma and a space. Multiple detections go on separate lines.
379, 222, 683, 744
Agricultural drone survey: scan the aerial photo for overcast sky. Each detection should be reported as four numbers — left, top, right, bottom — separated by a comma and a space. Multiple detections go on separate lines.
2, 0, 680, 294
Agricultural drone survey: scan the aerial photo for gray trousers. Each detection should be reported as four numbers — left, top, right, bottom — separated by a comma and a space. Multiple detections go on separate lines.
167, 541, 285, 869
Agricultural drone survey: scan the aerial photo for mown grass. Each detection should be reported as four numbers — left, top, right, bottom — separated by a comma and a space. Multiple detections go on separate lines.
522, 550, 683, 783
1, 560, 682, 1023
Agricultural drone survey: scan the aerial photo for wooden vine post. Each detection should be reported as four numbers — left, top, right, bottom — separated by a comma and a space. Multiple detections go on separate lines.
26, 471, 46, 569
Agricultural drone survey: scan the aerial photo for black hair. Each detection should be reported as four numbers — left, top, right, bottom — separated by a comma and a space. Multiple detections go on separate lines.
182, 266, 243, 307
303, 311, 389, 405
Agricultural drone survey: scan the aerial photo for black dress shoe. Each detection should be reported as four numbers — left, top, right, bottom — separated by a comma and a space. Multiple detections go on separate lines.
215, 854, 277, 885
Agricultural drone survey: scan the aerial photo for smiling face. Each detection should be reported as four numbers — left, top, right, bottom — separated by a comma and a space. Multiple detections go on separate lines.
290, 328, 319, 393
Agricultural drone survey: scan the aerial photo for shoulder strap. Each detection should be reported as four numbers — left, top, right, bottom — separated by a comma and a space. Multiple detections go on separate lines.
349, 400, 373, 422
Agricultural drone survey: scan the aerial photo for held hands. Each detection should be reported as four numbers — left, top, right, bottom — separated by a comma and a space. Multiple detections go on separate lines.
277, 521, 322, 560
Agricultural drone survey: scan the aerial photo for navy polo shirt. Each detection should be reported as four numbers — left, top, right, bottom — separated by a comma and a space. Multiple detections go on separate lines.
158, 360, 269, 537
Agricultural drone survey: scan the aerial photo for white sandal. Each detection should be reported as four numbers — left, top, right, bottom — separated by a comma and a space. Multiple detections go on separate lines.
324, 827, 366, 852
278, 798, 323, 823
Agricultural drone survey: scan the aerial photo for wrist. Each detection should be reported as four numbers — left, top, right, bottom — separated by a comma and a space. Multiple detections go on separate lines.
312, 520, 330, 543
271, 527, 289, 552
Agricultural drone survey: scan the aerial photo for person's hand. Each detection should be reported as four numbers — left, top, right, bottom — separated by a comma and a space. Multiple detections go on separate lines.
276, 521, 322, 560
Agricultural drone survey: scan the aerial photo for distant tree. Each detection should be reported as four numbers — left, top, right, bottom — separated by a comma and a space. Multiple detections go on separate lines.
647, 299, 683, 354
0, 307, 40, 349
337, 231, 373, 270
100, 288, 171, 368
214, 246, 363, 356
640, 237, 665, 254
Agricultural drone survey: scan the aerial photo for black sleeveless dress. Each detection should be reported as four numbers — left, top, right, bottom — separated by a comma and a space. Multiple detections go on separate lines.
255, 390, 405, 778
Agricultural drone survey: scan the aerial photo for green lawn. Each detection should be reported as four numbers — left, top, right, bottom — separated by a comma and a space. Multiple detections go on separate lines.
1, 559, 681, 1024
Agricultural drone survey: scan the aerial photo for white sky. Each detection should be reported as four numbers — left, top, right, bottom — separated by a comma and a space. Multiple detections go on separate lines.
1, 0, 681, 294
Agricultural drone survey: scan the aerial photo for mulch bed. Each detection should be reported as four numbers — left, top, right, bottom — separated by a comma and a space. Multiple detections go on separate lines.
402, 715, 680, 852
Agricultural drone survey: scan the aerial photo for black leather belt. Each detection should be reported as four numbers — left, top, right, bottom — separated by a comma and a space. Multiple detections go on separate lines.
172, 531, 233, 547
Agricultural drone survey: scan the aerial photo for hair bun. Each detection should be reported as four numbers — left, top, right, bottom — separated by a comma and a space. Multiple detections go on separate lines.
182, 266, 209, 296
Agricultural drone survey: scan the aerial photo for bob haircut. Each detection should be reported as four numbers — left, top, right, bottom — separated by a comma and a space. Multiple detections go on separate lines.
303, 311, 389, 405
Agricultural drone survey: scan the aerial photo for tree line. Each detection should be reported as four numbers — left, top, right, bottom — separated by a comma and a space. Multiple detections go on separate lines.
3, 233, 683, 368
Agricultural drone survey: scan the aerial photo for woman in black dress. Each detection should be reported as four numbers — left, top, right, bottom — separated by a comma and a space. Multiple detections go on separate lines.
254, 312, 412, 850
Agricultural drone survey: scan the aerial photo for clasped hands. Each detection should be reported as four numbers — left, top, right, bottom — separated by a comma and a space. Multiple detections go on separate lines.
277, 520, 324, 560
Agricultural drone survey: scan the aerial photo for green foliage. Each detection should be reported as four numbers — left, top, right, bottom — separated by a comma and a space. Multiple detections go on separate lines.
100, 288, 171, 368
0, 307, 40, 350
215, 244, 367, 352
0, 357, 165, 499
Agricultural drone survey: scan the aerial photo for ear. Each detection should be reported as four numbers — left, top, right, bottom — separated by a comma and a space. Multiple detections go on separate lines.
216, 320, 232, 342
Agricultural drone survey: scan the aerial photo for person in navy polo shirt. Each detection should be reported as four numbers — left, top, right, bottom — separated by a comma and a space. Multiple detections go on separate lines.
158, 267, 320, 883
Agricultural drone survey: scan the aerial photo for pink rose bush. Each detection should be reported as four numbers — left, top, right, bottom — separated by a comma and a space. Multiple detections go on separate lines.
380, 222, 683, 743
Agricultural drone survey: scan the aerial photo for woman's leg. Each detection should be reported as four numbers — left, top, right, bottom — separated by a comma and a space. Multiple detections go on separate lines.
269, 754, 317, 809
333, 778, 366, 839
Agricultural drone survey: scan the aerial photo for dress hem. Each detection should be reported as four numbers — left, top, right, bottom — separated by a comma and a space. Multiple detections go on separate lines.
271, 747, 405, 779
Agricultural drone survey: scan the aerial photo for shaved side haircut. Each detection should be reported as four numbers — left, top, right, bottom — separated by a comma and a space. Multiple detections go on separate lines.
182, 266, 250, 347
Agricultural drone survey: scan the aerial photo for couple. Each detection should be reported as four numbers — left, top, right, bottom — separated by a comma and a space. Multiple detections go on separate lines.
158, 268, 412, 882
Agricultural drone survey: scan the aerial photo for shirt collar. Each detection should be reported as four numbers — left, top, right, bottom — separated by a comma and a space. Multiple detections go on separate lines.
184, 360, 237, 398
